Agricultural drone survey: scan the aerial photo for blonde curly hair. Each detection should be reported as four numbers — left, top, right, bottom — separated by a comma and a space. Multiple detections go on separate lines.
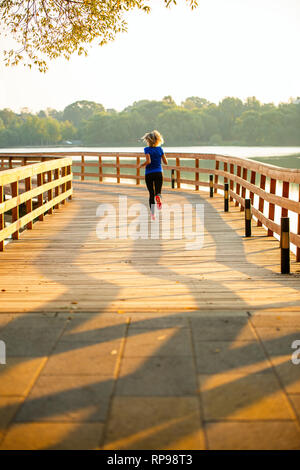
142, 130, 164, 147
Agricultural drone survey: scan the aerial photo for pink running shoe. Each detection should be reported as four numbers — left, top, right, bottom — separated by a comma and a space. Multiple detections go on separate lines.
155, 195, 162, 210
151, 213, 156, 221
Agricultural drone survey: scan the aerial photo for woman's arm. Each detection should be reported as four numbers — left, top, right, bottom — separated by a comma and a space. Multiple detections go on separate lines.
162, 153, 168, 165
138, 154, 151, 168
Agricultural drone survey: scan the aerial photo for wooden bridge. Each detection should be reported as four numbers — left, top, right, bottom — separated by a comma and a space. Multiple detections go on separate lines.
0, 152, 300, 450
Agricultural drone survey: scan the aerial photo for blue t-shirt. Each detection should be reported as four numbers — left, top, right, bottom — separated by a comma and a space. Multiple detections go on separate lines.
144, 146, 164, 175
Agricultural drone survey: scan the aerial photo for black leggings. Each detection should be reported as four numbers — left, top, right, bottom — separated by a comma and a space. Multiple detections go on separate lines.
145, 172, 163, 209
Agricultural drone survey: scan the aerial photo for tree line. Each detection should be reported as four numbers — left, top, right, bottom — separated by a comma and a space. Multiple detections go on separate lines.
0, 96, 299, 148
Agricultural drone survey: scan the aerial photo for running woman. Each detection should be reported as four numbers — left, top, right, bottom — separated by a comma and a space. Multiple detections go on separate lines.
139, 130, 168, 220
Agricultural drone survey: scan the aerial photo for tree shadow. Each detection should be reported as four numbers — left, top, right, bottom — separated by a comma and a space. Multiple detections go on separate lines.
0, 182, 299, 449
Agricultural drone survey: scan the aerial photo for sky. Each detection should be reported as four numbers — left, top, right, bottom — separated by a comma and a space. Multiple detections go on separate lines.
0, 0, 299, 113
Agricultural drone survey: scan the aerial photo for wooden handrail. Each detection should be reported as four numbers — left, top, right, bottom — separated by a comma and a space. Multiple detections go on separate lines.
0, 157, 72, 251
1, 151, 299, 261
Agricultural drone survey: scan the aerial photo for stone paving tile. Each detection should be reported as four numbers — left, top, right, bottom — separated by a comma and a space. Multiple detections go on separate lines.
0, 357, 47, 396
198, 372, 294, 421
205, 421, 300, 450
0, 315, 14, 330
102, 396, 205, 450
129, 316, 188, 329
41, 342, 119, 376
116, 356, 197, 396
257, 332, 300, 393
191, 317, 255, 341
0, 317, 67, 357
251, 315, 300, 328
124, 328, 193, 357
14, 375, 114, 423
194, 341, 269, 375
267, 358, 300, 394
289, 395, 300, 422
61, 317, 127, 343
255, 326, 300, 342
0, 397, 24, 434
0, 422, 104, 450
58, 313, 129, 324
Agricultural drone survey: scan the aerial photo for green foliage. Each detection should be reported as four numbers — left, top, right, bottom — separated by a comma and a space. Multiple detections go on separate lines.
63, 100, 105, 128
0, 96, 300, 148
0, 0, 198, 72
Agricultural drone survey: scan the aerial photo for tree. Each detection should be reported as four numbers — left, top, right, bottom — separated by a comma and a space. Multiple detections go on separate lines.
157, 108, 203, 145
234, 110, 263, 145
1, 0, 198, 72
181, 97, 210, 110
217, 97, 244, 141
63, 100, 105, 127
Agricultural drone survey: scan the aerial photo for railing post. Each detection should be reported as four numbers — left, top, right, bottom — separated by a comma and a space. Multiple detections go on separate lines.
61, 166, 66, 205
235, 165, 241, 207
171, 169, 175, 189
281, 181, 289, 218
11, 181, 19, 239
224, 183, 229, 212
250, 170, 256, 205
268, 178, 276, 236
99, 156, 103, 183
257, 174, 266, 226
0, 185, 4, 251
116, 153, 120, 184
81, 155, 85, 181
240, 168, 247, 212
25, 176, 33, 229
195, 158, 199, 191
176, 157, 181, 189
136, 157, 140, 185
47, 170, 53, 215
54, 168, 59, 210
37, 172, 44, 221
224, 162, 228, 183
229, 163, 234, 201
67, 165, 72, 200
209, 175, 214, 198
245, 199, 252, 237
214, 159, 219, 193
281, 217, 290, 274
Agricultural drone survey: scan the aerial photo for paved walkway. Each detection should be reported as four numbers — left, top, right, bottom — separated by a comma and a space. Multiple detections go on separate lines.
0, 182, 300, 449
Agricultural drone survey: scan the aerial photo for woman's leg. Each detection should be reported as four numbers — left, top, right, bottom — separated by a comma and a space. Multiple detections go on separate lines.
145, 173, 155, 211
153, 172, 163, 196
154, 172, 163, 209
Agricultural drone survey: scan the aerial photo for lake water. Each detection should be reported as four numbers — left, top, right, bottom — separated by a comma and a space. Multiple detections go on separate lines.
1, 145, 300, 160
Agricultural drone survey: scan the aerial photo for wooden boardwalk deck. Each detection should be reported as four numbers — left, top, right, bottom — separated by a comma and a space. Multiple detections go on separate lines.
0, 181, 299, 315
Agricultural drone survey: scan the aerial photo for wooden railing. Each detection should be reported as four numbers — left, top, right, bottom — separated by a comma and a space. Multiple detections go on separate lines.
0, 156, 72, 251
1, 151, 299, 261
